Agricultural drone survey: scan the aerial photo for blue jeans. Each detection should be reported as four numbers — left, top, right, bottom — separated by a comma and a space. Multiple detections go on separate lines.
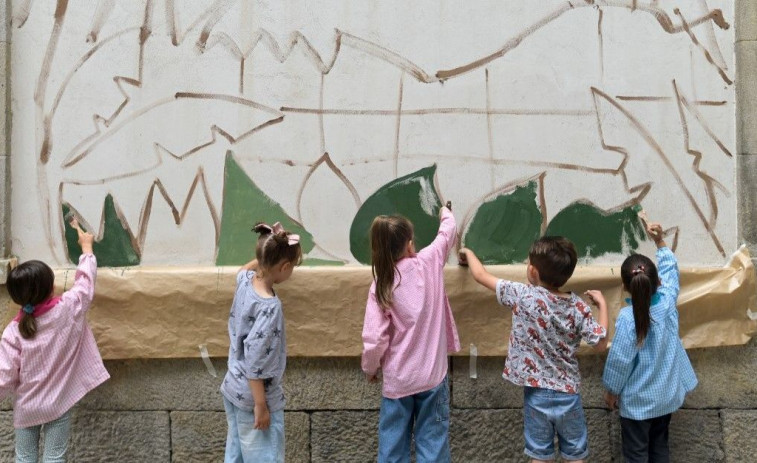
523, 387, 589, 461
223, 397, 284, 463
15, 409, 72, 463
378, 376, 450, 463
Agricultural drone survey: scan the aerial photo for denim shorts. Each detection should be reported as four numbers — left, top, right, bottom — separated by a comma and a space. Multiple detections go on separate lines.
523, 386, 589, 461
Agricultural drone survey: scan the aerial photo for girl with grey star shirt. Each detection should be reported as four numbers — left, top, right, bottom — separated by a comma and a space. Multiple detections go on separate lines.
221, 222, 302, 463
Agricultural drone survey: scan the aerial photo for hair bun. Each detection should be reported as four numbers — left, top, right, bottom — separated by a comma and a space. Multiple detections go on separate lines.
273, 230, 289, 244
252, 223, 273, 235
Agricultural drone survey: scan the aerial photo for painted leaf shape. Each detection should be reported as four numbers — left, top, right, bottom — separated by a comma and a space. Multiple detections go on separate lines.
462, 182, 542, 264
216, 153, 314, 265
62, 196, 140, 267
545, 203, 646, 258
349, 165, 442, 265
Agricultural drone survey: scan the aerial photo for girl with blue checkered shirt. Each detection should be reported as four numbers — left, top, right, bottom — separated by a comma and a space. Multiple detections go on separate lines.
602, 221, 697, 463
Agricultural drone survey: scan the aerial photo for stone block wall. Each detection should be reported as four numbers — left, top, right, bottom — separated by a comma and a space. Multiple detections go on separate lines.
0, 340, 755, 462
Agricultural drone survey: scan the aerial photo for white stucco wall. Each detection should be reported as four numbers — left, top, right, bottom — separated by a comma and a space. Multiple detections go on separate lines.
9, 0, 736, 266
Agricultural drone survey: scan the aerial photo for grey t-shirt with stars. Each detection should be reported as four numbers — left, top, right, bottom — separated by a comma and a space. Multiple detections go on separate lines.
220, 270, 287, 413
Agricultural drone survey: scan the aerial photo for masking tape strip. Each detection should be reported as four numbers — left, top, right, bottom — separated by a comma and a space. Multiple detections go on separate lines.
199, 344, 218, 377
469, 343, 478, 379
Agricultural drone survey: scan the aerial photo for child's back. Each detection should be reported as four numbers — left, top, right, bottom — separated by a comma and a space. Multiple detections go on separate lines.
362, 207, 460, 397
0, 224, 109, 462
604, 246, 697, 419
497, 282, 605, 394
362, 206, 460, 463
460, 236, 608, 462
0, 254, 109, 428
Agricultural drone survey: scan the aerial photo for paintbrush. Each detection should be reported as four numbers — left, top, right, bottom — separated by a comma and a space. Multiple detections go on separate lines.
63, 210, 86, 233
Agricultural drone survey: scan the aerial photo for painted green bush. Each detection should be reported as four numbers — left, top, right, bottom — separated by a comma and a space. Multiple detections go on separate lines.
545, 202, 646, 258
349, 165, 442, 265
216, 152, 314, 265
462, 182, 543, 264
63, 196, 141, 267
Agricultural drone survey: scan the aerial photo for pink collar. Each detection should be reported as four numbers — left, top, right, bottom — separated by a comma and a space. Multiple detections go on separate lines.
13, 296, 62, 322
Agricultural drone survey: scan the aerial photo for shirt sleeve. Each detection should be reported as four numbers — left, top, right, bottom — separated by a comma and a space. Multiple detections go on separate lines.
576, 299, 607, 346
495, 279, 529, 308
60, 253, 97, 318
237, 269, 252, 286
417, 208, 457, 266
242, 302, 285, 380
0, 328, 20, 400
361, 289, 391, 376
602, 316, 638, 394
655, 247, 679, 304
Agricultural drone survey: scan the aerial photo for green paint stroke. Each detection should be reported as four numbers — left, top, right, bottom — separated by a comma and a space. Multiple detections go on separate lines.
545, 203, 646, 258
462, 182, 542, 264
350, 165, 442, 265
216, 153, 314, 265
62, 196, 140, 267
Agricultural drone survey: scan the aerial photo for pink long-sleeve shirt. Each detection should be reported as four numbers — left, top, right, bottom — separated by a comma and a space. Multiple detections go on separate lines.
361, 208, 461, 398
0, 254, 110, 428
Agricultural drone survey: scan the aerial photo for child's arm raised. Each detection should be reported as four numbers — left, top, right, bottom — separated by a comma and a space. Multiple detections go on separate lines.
61, 222, 97, 317
418, 204, 456, 265
647, 222, 680, 303
458, 248, 499, 291
361, 290, 390, 382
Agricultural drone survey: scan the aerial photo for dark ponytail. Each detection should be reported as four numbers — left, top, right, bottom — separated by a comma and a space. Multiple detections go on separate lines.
620, 254, 658, 345
6, 260, 55, 339
370, 215, 414, 309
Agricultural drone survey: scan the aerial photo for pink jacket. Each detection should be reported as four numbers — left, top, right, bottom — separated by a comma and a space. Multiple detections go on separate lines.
361, 208, 461, 398
0, 254, 109, 428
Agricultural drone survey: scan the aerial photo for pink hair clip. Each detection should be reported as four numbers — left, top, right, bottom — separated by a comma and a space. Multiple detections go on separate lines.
631, 265, 646, 276
257, 222, 300, 246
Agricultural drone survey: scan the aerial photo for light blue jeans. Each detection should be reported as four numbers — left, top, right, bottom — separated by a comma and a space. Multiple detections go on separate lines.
523, 386, 589, 461
378, 376, 450, 463
223, 397, 284, 463
15, 409, 72, 463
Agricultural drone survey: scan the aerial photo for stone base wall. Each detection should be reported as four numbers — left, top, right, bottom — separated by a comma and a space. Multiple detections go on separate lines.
1, 341, 755, 462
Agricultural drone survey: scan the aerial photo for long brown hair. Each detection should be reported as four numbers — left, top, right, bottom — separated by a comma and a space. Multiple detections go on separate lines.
370, 215, 413, 309
620, 253, 658, 345
6, 260, 55, 339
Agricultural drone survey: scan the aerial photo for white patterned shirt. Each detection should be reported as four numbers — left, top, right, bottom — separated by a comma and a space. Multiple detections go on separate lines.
497, 280, 606, 394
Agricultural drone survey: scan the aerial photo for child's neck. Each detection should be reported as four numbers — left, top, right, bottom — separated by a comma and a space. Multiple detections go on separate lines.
538, 283, 569, 296
252, 272, 276, 298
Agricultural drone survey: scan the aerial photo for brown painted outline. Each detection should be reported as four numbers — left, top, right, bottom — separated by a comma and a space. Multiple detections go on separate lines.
436, 1, 729, 80
591, 87, 725, 256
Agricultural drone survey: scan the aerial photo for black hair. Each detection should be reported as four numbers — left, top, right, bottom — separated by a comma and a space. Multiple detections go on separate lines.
620, 253, 658, 345
6, 260, 55, 339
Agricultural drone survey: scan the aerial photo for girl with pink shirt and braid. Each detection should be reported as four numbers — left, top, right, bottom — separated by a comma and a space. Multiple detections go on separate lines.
361, 203, 460, 463
0, 222, 109, 462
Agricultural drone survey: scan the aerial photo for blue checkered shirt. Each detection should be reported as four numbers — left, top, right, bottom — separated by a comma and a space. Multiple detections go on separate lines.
602, 247, 697, 420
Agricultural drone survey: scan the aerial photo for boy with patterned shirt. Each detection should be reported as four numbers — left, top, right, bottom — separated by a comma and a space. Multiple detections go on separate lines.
460, 237, 609, 463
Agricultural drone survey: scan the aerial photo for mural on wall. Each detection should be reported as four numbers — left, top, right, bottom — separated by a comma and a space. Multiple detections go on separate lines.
10, 0, 735, 266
